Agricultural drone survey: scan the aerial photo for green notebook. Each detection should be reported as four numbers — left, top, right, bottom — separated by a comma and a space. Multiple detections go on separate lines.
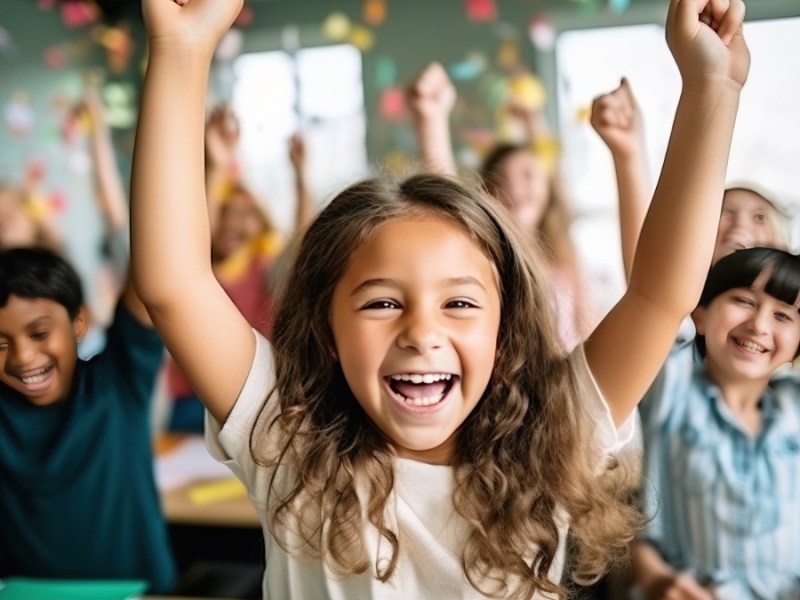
0, 578, 147, 600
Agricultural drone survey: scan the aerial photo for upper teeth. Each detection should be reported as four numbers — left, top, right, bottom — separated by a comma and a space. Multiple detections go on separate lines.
21, 367, 48, 384
737, 339, 766, 353
391, 373, 452, 384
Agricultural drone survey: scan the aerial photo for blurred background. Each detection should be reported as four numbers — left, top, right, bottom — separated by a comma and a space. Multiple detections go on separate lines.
0, 0, 798, 321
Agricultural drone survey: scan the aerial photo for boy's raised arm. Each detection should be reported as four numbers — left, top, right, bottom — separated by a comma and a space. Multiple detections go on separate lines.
585, 0, 749, 426
131, 0, 254, 424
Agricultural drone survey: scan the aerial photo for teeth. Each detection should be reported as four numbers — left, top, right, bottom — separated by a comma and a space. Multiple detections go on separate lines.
21, 368, 49, 384
737, 339, 766, 353
402, 394, 444, 407
390, 373, 452, 383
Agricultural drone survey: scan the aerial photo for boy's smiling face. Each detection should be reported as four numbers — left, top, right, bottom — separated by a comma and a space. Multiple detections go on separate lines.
329, 215, 502, 465
693, 274, 800, 384
0, 295, 87, 406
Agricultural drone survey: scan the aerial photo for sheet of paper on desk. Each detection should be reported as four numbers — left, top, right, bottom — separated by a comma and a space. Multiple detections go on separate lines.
155, 436, 233, 490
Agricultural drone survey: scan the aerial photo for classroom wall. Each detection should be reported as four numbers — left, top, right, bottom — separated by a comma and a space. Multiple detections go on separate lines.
0, 0, 797, 308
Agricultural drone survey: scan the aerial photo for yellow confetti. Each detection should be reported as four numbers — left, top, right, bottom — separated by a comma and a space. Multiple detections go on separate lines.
508, 72, 546, 112
348, 25, 375, 52
323, 12, 351, 41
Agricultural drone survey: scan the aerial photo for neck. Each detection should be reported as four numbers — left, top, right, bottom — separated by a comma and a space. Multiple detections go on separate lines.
706, 364, 769, 436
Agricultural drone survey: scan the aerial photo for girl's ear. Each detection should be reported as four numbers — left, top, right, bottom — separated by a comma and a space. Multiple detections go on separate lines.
691, 306, 707, 336
72, 305, 90, 342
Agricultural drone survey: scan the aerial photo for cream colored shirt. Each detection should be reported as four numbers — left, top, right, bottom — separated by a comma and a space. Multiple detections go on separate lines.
206, 330, 640, 599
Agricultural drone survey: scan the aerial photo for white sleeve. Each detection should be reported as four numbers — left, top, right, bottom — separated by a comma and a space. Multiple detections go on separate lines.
569, 344, 643, 472
204, 329, 278, 493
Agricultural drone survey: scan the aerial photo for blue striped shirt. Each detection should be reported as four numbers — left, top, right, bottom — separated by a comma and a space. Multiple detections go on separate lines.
639, 341, 800, 600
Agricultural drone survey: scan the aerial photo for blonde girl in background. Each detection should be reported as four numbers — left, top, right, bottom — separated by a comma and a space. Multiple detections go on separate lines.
131, 0, 749, 597
407, 62, 593, 351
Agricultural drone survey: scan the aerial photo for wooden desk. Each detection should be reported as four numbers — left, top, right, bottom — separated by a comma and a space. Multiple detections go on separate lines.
160, 481, 260, 528
155, 434, 260, 528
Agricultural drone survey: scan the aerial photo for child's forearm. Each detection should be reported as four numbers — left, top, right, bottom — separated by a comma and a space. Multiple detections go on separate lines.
613, 150, 652, 283
630, 541, 679, 598
630, 79, 741, 315
131, 45, 214, 307
414, 117, 457, 177
88, 103, 128, 234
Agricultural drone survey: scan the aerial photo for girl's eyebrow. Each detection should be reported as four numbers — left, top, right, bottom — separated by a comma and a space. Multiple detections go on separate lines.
351, 276, 488, 296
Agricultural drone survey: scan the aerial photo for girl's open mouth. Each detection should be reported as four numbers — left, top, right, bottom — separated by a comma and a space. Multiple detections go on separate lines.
386, 373, 456, 407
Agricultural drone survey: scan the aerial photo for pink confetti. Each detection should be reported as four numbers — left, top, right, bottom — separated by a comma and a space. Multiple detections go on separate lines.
465, 0, 497, 23
43, 46, 68, 70
49, 191, 68, 213
25, 159, 46, 183
60, 1, 99, 29
379, 86, 405, 122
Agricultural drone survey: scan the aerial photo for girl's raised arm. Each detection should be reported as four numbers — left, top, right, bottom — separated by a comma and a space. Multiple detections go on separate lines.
406, 62, 458, 176
585, 0, 749, 426
131, 0, 253, 424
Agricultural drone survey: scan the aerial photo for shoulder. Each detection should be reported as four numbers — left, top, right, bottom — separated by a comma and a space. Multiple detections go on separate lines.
569, 344, 641, 462
205, 330, 277, 487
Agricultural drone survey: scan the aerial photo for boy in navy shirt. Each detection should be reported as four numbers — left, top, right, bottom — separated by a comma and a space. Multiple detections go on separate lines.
0, 247, 175, 593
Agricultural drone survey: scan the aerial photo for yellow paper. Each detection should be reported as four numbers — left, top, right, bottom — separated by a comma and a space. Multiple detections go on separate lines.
187, 478, 247, 506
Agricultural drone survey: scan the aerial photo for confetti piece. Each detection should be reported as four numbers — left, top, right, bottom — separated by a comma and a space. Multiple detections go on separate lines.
465, 0, 497, 23
378, 86, 405, 122
374, 55, 396, 89
448, 53, 487, 82
363, 0, 387, 27
3, 96, 34, 137
496, 39, 519, 70
507, 71, 546, 112
528, 15, 555, 52
43, 45, 68, 70
348, 25, 375, 52
60, 0, 99, 29
323, 12, 351, 41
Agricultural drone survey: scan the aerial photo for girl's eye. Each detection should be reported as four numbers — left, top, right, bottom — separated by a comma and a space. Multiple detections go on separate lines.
753, 213, 768, 223
734, 297, 754, 307
361, 300, 400, 310
775, 312, 794, 323
31, 331, 49, 341
445, 299, 478, 309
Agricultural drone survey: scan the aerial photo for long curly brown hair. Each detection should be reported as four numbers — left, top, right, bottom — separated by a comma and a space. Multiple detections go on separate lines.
251, 172, 642, 599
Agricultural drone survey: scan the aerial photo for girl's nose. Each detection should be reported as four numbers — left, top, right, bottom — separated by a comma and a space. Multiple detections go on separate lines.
396, 308, 444, 354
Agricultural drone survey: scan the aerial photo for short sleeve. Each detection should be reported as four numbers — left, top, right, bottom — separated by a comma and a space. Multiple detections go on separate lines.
99, 301, 164, 408
205, 329, 277, 491
569, 344, 643, 471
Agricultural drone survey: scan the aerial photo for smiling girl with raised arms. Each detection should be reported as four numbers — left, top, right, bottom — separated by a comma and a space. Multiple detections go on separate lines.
131, 0, 749, 597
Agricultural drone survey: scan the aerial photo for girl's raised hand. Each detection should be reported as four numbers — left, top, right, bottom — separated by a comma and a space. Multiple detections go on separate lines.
141, 0, 243, 52
406, 62, 457, 122
666, 0, 749, 89
590, 77, 643, 160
